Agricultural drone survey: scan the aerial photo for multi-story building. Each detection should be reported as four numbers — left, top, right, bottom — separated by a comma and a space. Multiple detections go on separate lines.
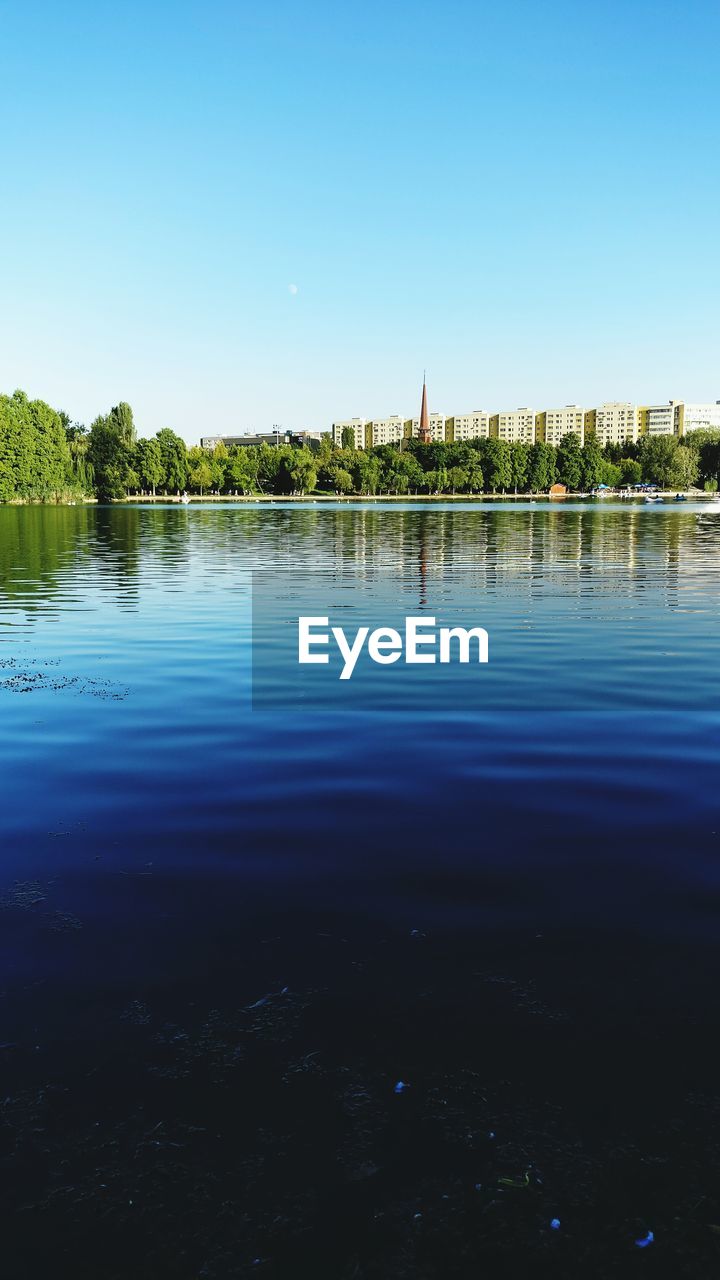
675, 402, 720, 436
535, 405, 585, 447
367, 416, 406, 446
448, 411, 492, 442
405, 412, 446, 443
490, 409, 536, 444
637, 402, 680, 437
332, 419, 366, 449
586, 403, 639, 447
201, 430, 291, 449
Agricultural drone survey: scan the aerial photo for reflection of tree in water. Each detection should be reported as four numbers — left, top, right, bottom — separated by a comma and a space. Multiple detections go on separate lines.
0, 506, 141, 628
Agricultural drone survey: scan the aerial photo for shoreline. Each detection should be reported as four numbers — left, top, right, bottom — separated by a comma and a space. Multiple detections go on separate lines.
113, 490, 715, 505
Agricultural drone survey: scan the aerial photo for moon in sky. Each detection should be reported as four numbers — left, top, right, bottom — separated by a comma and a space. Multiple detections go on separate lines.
288, 283, 298, 295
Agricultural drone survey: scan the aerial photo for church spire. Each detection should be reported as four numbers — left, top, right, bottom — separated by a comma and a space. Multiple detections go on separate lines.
418, 371, 431, 444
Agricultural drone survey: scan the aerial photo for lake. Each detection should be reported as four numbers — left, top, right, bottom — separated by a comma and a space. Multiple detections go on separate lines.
1, 500, 720, 1280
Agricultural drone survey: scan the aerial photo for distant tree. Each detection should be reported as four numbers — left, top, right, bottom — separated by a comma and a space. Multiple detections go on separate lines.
527, 441, 556, 493
638, 435, 678, 487
686, 429, 720, 489
509, 441, 530, 493
556, 433, 583, 489
599, 461, 622, 487
670, 444, 699, 490
135, 437, 163, 495
89, 403, 137, 500
619, 457, 642, 486
155, 428, 188, 493
580, 438, 604, 490
289, 447, 317, 495
447, 465, 468, 494
466, 456, 484, 493
227, 448, 256, 493
341, 427, 355, 449
480, 439, 512, 493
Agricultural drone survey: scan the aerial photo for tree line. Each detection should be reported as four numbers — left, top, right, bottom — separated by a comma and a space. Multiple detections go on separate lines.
2, 388, 720, 502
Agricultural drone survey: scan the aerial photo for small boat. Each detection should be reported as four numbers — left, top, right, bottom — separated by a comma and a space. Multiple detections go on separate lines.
675, 493, 687, 502
644, 495, 663, 504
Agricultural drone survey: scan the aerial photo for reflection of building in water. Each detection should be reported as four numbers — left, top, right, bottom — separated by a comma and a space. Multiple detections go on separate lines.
319, 506, 711, 626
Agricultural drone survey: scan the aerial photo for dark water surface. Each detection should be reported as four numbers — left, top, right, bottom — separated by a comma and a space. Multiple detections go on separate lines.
1, 502, 720, 1279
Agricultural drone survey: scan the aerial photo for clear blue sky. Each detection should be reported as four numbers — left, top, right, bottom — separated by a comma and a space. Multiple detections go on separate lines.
1, 0, 718, 442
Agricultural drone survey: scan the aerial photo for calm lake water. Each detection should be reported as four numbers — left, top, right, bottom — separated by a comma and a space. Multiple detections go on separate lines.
1, 501, 720, 1280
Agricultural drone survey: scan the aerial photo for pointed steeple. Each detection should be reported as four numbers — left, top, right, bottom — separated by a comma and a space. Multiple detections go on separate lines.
418, 371, 431, 444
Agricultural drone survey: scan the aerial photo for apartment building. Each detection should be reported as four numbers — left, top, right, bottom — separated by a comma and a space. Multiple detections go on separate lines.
637, 402, 680, 437
586, 403, 639, 447
675, 402, 720, 435
367, 416, 406, 446
490, 409, 536, 444
448, 412, 492, 442
332, 419, 367, 449
535, 405, 585, 447
406, 412, 446, 443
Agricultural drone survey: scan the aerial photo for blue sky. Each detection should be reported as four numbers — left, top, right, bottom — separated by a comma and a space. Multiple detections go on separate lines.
1, 0, 718, 442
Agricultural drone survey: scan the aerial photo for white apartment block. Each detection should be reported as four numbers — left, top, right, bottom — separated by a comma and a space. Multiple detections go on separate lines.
590, 403, 639, 446
640, 402, 680, 437
493, 409, 536, 444
451, 412, 492, 441
368, 416, 406, 446
332, 418, 366, 448
539, 405, 585, 447
407, 412, 446, 443
675, 402, 720, 435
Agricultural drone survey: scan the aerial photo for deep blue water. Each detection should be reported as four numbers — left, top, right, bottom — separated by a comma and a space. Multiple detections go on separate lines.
1, 501, 720, 1280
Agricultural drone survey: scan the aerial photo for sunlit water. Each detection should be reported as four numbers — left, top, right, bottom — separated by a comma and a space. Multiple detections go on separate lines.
1, 501, 720, 1280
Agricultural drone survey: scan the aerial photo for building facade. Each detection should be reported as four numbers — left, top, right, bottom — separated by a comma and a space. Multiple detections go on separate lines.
448, 412, 492, 442
675, 402, 720, 435
332, 419, 367, 449
586, 403, 639, 447
406, 412, 446, 443
490, 409, 536, 444
535, 406, 585, 447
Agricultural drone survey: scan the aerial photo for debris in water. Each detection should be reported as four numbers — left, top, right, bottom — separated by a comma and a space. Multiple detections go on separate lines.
635, 1230, 654, 1249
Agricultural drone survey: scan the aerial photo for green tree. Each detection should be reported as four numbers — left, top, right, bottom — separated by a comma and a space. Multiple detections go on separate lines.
480, 439, 512, 493
156, 428, 188, 493
638, 435, 678, 487
289, 447, 317, 495
466, 456, 484, 493
619, 457, 642, 486
135, 437, 163, 495
527, 441, 557, 493
509, 442, 530, 493
187, 445, 213, 495
670, 444, 699, 490
89, 403, 137, 501
341, 427, 355, 449
556, 433, 583, 489
580, 437, 604, 490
